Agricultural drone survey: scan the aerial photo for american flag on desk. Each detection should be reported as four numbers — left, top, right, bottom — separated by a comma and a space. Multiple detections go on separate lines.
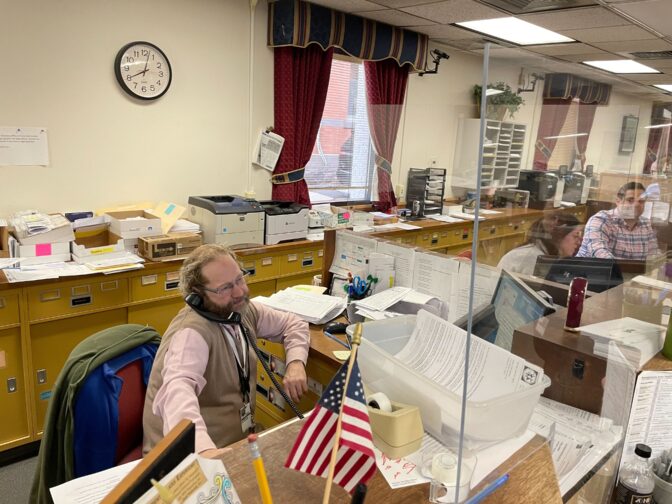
284, 359, 376, 493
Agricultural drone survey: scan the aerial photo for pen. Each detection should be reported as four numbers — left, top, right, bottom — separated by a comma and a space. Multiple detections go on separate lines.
248, 434, 273, 504
324, 330, 351, 349
465, 474, 509, 504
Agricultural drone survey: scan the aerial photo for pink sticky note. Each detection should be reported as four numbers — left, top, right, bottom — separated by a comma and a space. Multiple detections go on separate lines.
35, 243, 52, 256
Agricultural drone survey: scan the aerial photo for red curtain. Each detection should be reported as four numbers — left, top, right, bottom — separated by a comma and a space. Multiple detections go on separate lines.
272, 45, 334, 205
364, 59, 409, 213
533, 98, 572, 171
576, 103, 597, 170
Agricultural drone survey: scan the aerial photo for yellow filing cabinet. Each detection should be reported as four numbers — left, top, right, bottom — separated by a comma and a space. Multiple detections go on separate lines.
0, 292, 20, 328
247, 280, 277, 298
240, 255, 279, 283
276, 273, 319, 291
418, 230, 451, 249
30, 308, 128, 434
0, 327, 30, 450
277, 248, 323, 277
130, 269, 181, 302
128, 297, 184, 336
26, 277, 129, 322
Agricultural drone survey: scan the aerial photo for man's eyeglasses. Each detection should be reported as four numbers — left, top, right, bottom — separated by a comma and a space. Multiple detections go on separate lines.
201, 270, 251, 296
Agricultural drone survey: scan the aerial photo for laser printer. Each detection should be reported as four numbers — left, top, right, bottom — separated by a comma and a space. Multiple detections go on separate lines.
562, 172, 587, 205
516, 171, 559, 210
187, 195, 265, 246
259, 200, 309, 245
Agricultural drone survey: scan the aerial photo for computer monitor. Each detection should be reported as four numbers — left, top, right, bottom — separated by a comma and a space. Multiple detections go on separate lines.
533, 256, 624, 294
456, 270, 555, 351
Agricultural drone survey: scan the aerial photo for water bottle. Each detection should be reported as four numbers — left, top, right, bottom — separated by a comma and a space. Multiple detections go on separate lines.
614, 444, 655, 504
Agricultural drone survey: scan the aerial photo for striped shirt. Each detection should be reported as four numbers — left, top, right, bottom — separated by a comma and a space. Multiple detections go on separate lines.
576, 208, 658, 260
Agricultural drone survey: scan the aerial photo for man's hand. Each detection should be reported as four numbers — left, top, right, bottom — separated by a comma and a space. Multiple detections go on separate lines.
199, 447, 233, 459
283, 361, 307, 403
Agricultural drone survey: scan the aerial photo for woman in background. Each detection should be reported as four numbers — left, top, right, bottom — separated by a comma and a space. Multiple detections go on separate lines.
497, 214, 583, 275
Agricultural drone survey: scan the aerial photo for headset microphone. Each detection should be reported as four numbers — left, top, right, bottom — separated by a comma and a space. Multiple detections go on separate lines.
184, 292, 303, 419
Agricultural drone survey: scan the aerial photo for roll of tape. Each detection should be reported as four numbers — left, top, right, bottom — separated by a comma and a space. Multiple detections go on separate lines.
367, 392, 392, 412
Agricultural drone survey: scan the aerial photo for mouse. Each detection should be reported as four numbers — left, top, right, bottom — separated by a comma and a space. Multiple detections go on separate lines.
323, 321, 349, 334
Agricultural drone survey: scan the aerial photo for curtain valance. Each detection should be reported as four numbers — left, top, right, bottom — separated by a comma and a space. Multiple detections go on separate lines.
544, 73, 611, 105
268, 0, 428, 72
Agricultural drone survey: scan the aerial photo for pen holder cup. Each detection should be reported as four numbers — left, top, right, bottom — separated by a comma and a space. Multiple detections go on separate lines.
367, 399, 423, 459
654, 474, 672, 504
421, 450, 476, 504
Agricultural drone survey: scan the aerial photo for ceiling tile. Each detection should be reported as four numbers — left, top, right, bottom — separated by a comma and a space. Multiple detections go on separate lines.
559, 25, 656, 43
305, 0, 386, 12
638, 59, 672, 71
519, 7, 630, 31
614, 0, 672, 39
369, 0, 439, 7
591, 39, 672, 53
401, 0, 504, 25
624, 74, 672, 84
407, 23, 482, 39
357, 8, 435, 25
436, 38, 487, 51
525, 42, 598, 56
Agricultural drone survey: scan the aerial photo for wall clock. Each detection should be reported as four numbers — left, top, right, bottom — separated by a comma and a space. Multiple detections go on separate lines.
114, 41, 172, 100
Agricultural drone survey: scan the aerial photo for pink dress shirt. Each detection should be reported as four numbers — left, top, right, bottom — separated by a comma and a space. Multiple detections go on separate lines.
152, 301, 310, 452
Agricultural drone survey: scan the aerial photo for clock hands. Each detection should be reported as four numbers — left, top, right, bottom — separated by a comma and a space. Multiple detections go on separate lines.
142, 52, 150, 75
128, 69, 147, 79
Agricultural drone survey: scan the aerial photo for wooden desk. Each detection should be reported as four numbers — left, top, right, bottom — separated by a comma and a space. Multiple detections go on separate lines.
220, 417, 562, 503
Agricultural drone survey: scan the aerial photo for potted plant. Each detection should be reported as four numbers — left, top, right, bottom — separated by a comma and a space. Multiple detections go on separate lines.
473, 82, 524, 120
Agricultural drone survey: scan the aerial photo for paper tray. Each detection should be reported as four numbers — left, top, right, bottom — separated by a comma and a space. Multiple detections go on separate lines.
349, 316, 550, 448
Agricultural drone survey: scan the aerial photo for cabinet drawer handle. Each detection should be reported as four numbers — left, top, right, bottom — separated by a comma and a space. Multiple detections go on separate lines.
287, 254, 298, 262
302, 258, 314, 268
71, 285, 91, 296
141, 275, 158, 286
71, 295, 92, 307
39, 289, 61, 302
100, 280, 118, 292
165, 280, 179, 291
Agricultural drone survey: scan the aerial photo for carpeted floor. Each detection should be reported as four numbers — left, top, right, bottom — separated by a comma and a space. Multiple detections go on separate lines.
0, 456, 37, 503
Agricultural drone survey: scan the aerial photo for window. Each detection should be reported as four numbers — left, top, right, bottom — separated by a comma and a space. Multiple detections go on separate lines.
304, 59, 375, 204
547, 98, 581, 170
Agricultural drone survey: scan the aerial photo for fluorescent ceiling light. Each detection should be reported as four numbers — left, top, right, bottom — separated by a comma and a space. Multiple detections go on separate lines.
456, 17, 574, 45
654, 84, 672, 93
544, 133, 588, 140
645, 123, 672, 129
485, 88, 504, 96
583, 60, 659, 74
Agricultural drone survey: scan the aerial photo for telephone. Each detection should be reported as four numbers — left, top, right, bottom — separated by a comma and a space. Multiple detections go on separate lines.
185, 292, 304, 419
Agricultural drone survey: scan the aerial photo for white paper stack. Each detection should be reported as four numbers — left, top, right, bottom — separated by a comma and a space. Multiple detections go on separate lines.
169, 219, 201, 233
253, 289, 346, 324
579, 317, 665, 369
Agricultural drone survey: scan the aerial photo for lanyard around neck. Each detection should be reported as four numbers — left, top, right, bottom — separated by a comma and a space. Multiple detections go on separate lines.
219, 324, 250, 403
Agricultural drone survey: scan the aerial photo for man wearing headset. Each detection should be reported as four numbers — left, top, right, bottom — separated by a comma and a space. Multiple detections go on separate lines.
142, 244, 310, 458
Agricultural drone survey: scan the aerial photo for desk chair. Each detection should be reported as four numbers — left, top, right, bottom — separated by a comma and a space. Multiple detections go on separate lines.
30, 324, 162, 504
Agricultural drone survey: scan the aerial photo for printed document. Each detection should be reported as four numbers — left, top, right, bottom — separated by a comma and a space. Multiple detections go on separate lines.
412, 251, 459, 306
329, 231, 378, 277
254, 130, 284, 171
376, 241, 415, 287
50, 460, 140, 503
451, 263, 499, 322
395, 310, 544, 402
0, 126, 49, 166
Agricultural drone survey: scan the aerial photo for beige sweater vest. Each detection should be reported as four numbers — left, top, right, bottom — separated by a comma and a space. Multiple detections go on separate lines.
142, 304, 259, 454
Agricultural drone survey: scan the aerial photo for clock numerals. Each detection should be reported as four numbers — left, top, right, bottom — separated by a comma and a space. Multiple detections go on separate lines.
115, 41, 171, 100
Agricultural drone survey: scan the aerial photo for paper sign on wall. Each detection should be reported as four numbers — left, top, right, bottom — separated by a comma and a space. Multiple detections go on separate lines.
0, 127, 50, 166
253, 130, 284, 171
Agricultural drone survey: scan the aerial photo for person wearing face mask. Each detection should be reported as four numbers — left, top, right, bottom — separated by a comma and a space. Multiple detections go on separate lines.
498, 214, 583, 275
142, 244, 310, 458
576, 182, 658, 260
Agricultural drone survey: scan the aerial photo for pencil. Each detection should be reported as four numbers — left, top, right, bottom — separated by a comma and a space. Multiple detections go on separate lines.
465, 474, 509, 504
248, 434, 273, 504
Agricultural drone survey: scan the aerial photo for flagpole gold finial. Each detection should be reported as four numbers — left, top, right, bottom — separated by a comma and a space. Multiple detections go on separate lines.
351, 323, 362, 346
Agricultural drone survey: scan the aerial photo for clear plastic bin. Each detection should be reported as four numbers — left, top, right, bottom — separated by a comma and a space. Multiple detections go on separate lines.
349, 315, 551, 448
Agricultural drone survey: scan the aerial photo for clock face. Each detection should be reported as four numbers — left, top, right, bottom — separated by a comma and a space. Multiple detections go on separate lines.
114, 41, 172, 100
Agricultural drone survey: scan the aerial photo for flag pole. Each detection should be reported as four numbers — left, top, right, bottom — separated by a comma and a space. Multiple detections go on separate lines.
322, 322, 363, 504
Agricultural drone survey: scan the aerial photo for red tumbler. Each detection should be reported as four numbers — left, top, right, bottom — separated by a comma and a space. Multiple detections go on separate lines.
565, 277, 588, 331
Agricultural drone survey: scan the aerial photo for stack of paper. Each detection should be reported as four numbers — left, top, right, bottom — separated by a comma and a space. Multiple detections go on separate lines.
83, 253, 145, 274
253, 289, 346, 324
169, 219, 201, 233
579, 317, 665, 369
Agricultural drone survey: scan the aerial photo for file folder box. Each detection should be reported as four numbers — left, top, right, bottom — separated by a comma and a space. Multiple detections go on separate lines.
351, 316, 550, 448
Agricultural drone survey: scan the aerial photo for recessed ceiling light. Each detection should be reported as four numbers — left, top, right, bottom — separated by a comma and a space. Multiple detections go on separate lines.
455, 17, 574, 46
583, 60, 660, 74
654, 84, 672, 93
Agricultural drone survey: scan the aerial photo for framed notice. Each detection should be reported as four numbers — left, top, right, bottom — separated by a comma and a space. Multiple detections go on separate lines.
618, 115, 638, 154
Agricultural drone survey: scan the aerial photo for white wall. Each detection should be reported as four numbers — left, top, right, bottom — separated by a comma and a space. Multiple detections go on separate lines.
1, 0, 274, 215
0, 1, 657, 215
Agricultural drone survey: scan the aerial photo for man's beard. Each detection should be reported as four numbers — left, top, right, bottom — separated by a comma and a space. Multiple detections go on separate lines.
203, 295, 250, 318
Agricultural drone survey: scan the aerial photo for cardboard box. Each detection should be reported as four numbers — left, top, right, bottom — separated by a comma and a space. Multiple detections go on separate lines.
138, 232, 203, 261
106, 210, 162, 239
16, 241, 71, 266
317, 206, 353, 228
13, 213, 75, 245
72, 227, 127, 260
0, 225, 9, 258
